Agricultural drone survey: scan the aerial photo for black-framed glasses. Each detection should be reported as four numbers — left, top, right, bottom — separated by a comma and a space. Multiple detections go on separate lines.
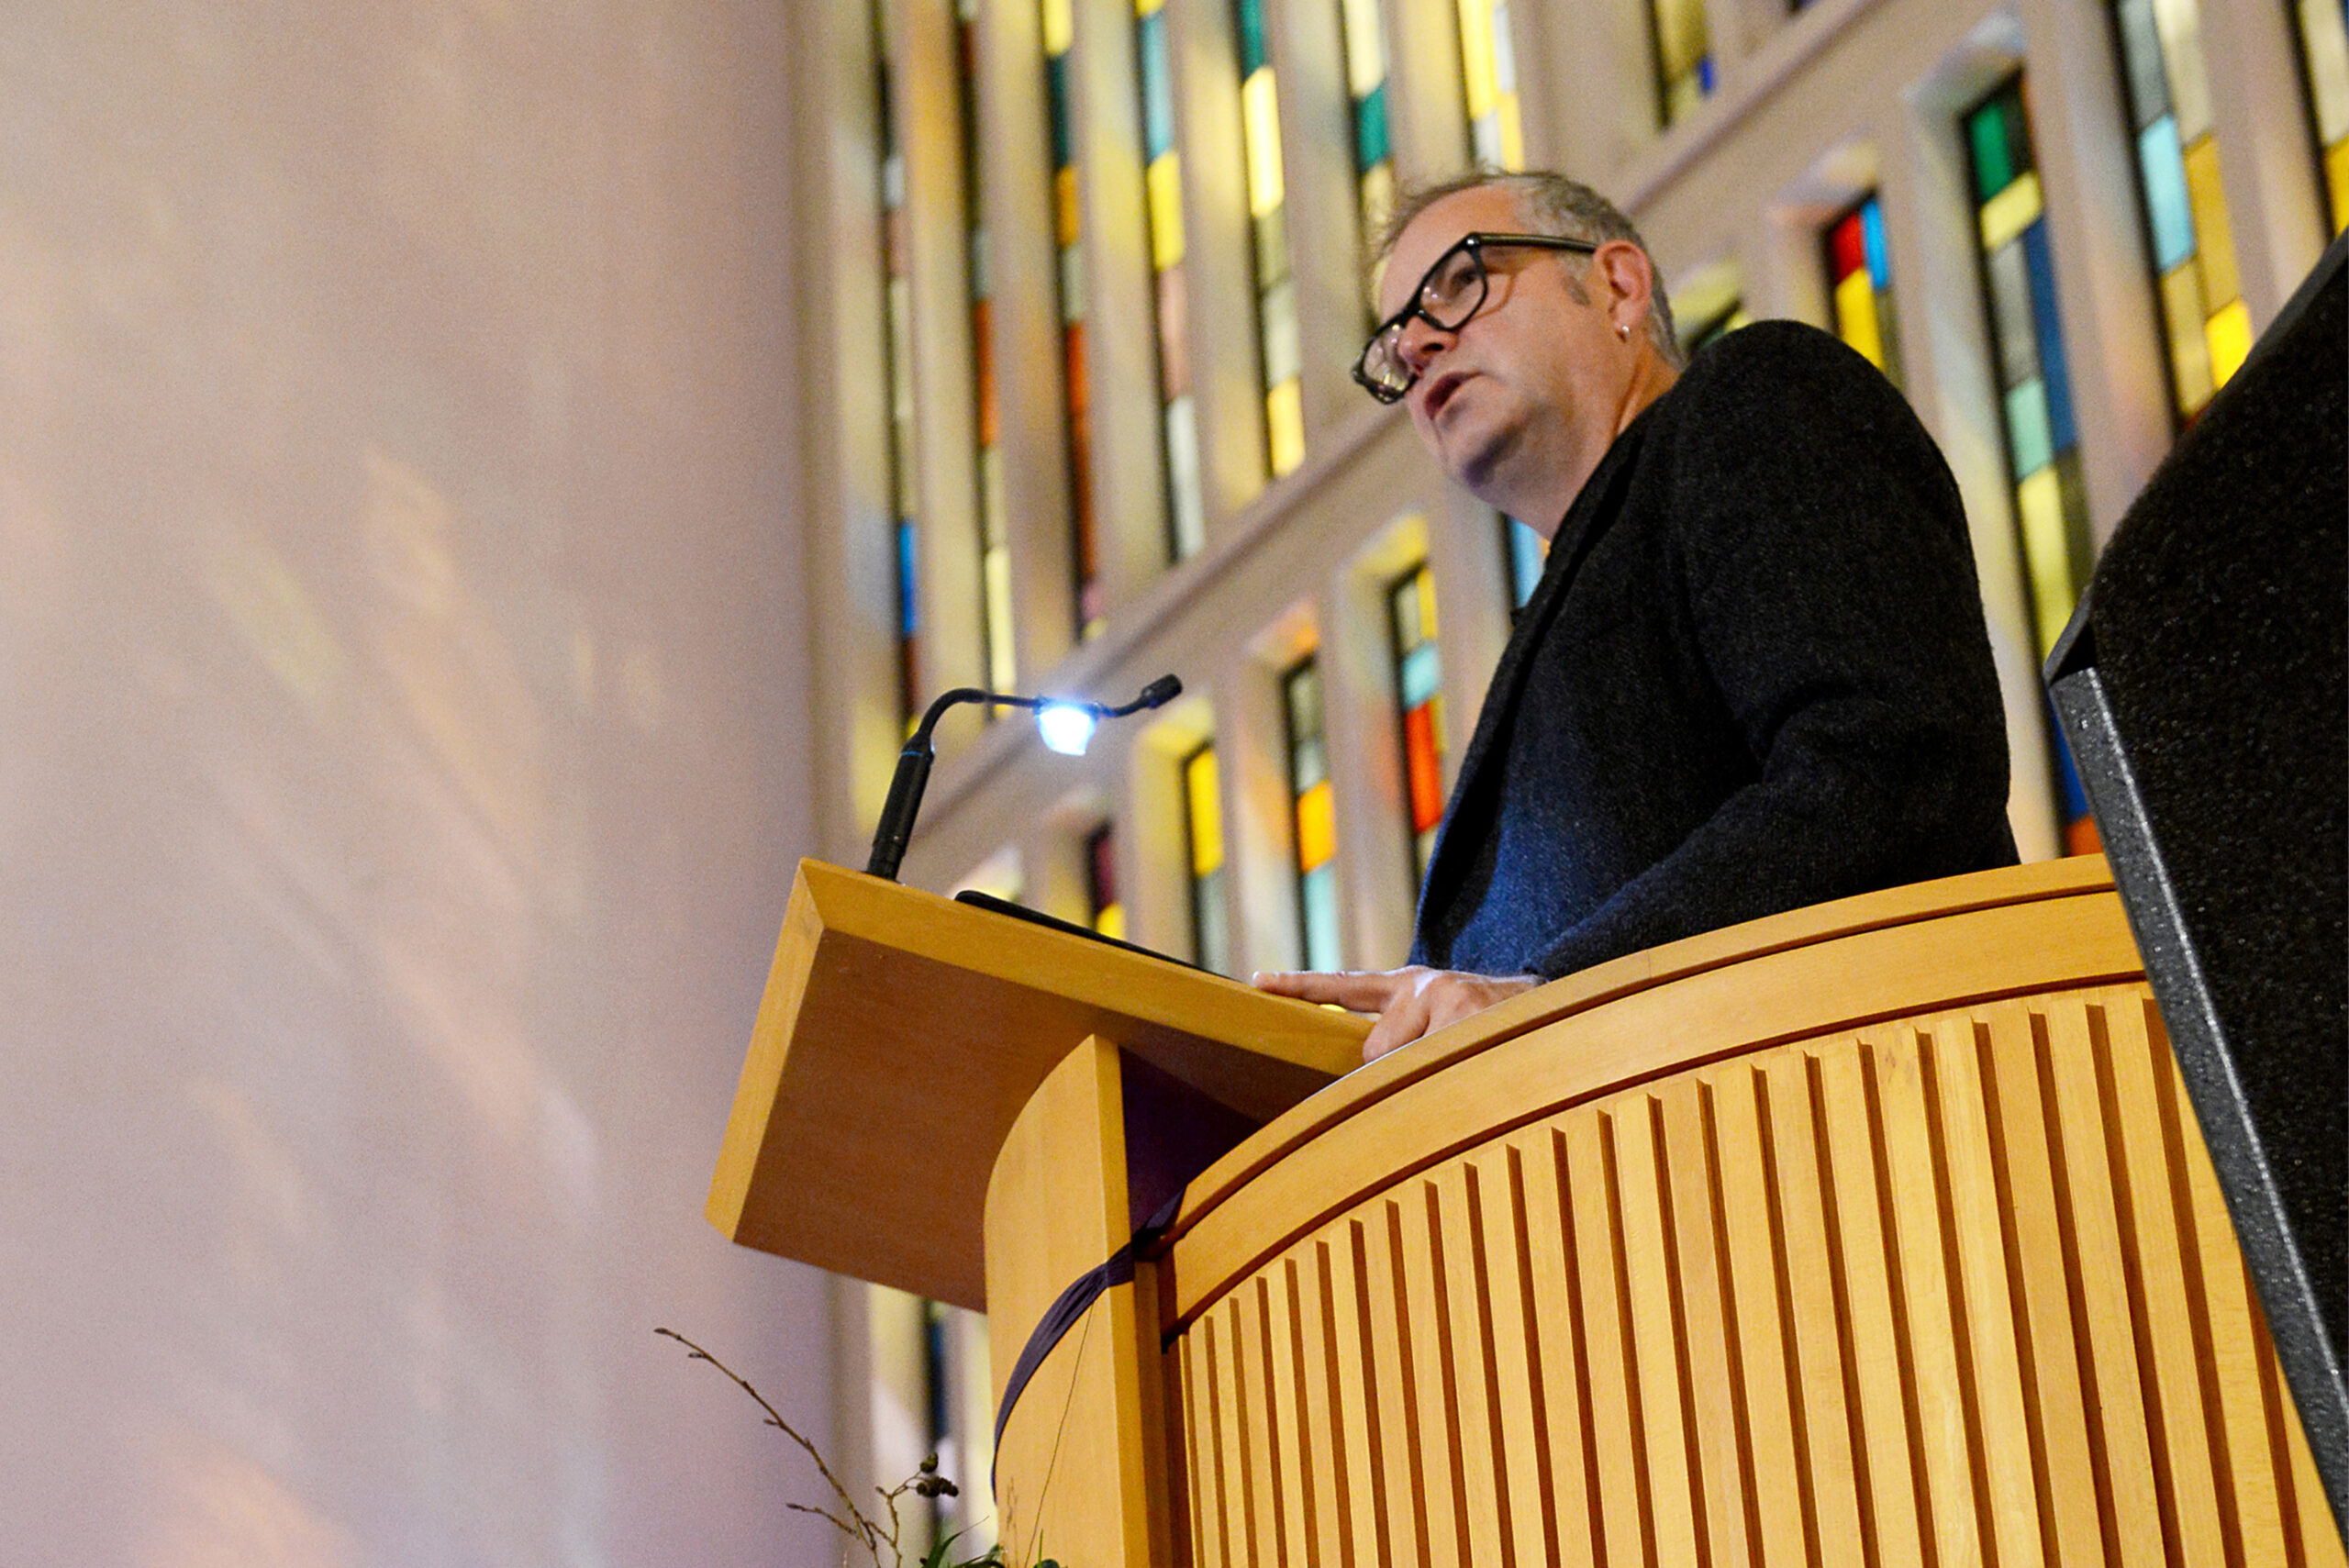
1353, 232, 1599, 404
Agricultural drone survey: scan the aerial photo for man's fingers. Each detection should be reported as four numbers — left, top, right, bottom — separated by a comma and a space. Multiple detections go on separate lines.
1252, 969, 1406, 1012
1362, 984, 1435, 1063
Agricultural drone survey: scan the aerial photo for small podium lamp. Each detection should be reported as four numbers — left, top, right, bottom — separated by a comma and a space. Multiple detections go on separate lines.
864, 675, 1182, 882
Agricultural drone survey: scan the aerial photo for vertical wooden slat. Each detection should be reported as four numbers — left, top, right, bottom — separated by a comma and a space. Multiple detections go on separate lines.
1813, 1044, 1932, 1568
1918, 1014, 2046, 1567
2168, 1037, 2290, 1568
1564, 1108, 1656, 1568
2041, 994, 2170, 1568
1709, 1060, 1815, 1568
1218, 1294, 1264, 1567
1325, 1219, 1393, 1568
1862, 1023, 1987, 1568
1434, 1160, 1514, 1565
1399, 1177, 1469, 1568
1520, 1124, 1606, 1568
1362, 1197, 1431, 1568
1973, 998, 2110, 1568
1758, 1051, 1869, 1568
2099, 995, 2232, 1565
1661, 1075, 1759, 1568
1263, 1257, 1318, 1568
1189, 1311, 1232, 1568
1291, 1240, 1355, 1568
1609, 1098, 1707, 1567
1472, 1142, 1563, 1568
1238, 1281, 1291, 1568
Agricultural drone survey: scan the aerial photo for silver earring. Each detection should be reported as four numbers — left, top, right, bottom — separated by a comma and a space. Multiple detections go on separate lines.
1616, 321, 1631, 342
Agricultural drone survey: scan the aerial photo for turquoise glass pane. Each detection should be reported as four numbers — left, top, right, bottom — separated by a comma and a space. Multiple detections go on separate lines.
1400, 642, 1442, 706
897, 520, 919, 633
1301, 862, 1341, 970
1968, 102, 2012, 199
1139, 13, 1174, 159
1356, 82, 1390, 172
1508, 518, 1545, 607
2004, 378, 2054, 478
1046, 55, 1073, 166
2137, 115, 2196, 270
1237, 0, 1269, 72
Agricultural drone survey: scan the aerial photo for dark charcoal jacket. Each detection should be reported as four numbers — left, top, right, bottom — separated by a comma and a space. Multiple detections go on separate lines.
1413, 320, 2020, 979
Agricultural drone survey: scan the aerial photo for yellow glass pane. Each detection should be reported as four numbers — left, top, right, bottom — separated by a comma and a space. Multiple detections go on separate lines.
1496, 94, 1523, 171
1186, 750, 1224, 875
984, 543, 1018, 689
1147, 153, 1186, 269
2181, 135, 2240, 306
1042, 0, 1074, 54
1457, 0, 1497, 117
1054, 167, 1080, 248
1341, 0, 1386, 95
1267, 377, 1305, 475
1242, 70, 1286, 217
2329, 139, 2349, 234
1833, 268, 1885, 369
1416, 565, 1440, 641
2159, 261, 2215, 416
1095, 901, 1127, 940
1978, 170, 2043, 251
1136, 0, 1162, 16
1296, 779, 1336, 872
2014, 465, 2076, 656
2205, 296, 2252, 390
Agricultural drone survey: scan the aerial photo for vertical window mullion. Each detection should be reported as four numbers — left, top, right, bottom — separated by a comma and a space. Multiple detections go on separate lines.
1283, 654, 1342, 970
1236, 0, 1305, 477
878, 0, 922, 729
1183, 740, 1231, 973
960, 0, 1018, 695
1136, 0, 1208, 559
1337, 0, 1397, 250
1388, 562, 1447, 884
1041, 0, 1103, 635
1456, 0, 1524, 166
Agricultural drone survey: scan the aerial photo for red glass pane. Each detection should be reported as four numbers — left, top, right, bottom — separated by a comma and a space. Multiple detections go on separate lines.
1403, 704, 1443, 831
1831, 210, 1865, 283
2065, 814, 2103, 856
974, 298, 998, 446
1157, 267, 1189, 398
1064, 320, 1090, 417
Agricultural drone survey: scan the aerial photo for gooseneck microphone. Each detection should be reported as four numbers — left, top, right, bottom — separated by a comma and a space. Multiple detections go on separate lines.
864, 673, 1183, 882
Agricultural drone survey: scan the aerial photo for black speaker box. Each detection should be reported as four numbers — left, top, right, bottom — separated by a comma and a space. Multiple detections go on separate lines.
2046, 230, 2347, 1527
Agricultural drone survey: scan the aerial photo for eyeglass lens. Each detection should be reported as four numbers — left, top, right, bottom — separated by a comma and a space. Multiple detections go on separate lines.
1359, 240, 1489, 397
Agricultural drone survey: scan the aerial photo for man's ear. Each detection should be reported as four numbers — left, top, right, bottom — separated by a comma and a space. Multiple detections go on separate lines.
1590, 240, 1658, 322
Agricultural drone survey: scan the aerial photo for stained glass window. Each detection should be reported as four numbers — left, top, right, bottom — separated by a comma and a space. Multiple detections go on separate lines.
1966, 74, 2099, 855
1137, 0, 1208, 558
1283, 655, 1342, 970
1824, 194, 1902, 385
1388, 562, 1447, 880
961, 0, 1018, 694
1235, 0, 1305, 478
1338, 0, 1396, 261
1649, 0, 1713, 128
2294, 0, 2349, 231
1504, 516, 1545, 610
1042, 0, 1104, 637
1456, 0, 1523, 169
2112, 0, 2249, 420
878, 0, 921, 728
1085, 822, 1126, 939
1183, 741, 1231, 973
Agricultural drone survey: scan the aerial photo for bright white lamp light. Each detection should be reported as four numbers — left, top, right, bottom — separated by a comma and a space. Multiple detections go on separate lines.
1035, 701, 1097, 756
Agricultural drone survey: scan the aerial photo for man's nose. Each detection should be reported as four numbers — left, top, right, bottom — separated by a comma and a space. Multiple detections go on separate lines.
1397, 314, 1455, 379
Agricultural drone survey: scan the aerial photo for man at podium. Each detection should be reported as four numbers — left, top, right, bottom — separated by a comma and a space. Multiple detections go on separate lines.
1258, 172, 2018, 1062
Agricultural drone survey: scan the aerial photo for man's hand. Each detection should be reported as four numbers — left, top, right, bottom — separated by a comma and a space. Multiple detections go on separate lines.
1251, 965, 1541, 1064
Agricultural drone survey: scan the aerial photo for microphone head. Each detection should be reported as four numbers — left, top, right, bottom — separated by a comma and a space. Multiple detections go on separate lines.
1137, 673, 1182, 709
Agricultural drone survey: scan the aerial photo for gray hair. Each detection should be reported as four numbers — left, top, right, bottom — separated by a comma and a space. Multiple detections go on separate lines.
1373, 172, 1685, 368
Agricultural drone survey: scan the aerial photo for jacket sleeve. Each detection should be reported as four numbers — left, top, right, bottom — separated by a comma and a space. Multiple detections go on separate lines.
1526, 324, 2017, 979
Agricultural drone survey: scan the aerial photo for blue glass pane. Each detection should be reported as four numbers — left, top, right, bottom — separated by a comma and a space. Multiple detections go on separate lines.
2004, 378, 2054, 479
2021, 220, 2079, 453
897, 520, 919, 633
1355, 82, 1390, 172
2136, 116, 2196, 271
1861, 196, 1892, 291
1508, 517, 1545, 607
1697, 54, 1717, 92
2050, 706, 2090, 819
1399, 642, 1442, 706
1139, 13, 1175, 160
1301, 862, 1342, 971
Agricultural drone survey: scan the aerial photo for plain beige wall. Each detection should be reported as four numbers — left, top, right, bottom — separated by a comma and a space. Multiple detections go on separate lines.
0, 0, 839, 1560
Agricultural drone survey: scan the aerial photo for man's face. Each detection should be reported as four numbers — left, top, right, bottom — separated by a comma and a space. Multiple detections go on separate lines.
1376, 186, 1631, 525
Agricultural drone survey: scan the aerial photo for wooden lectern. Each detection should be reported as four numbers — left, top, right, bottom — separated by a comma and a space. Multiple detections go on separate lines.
712, 857, 2346, 1567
